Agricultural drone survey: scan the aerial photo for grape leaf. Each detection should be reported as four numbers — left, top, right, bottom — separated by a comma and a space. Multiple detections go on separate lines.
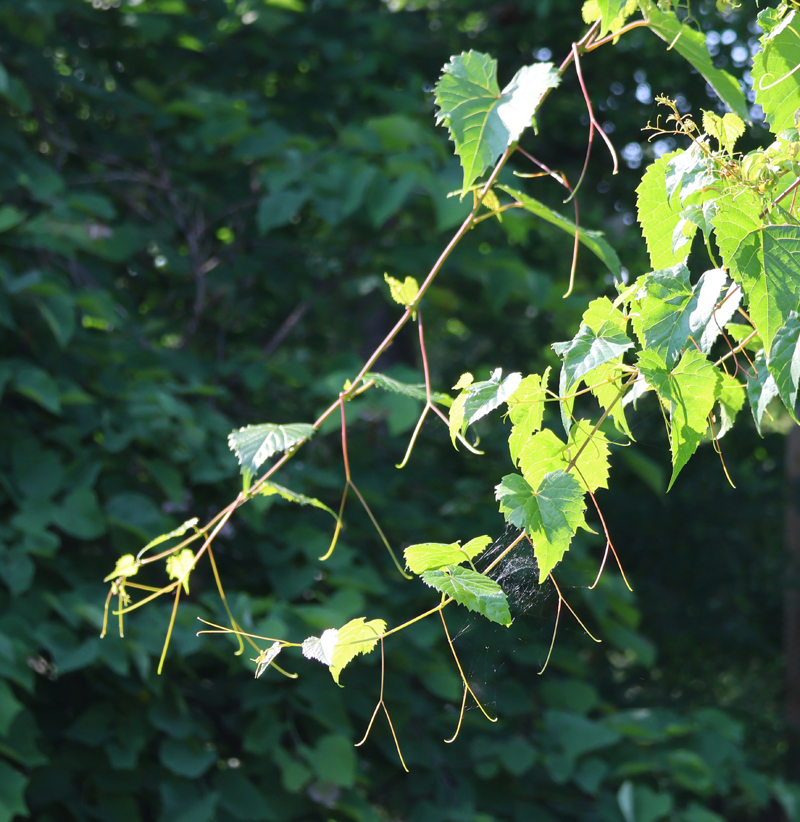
367, 371, 453, 407
638, 348, 721, 489
633, 265, 727, 367
637, 151, 692, 270
552, 297, 633, 390
421, 566, 511, 626
746, 351, 780, 435
664, 142, 718, 206
699, 281, 742, 354
590, 359, 633, 439
302, 628, 339, 666
450, 367, 521, 446
767, 311, 800, 422
642, 3, 749, 122
507, 369, 550, 465
254, 641, 282, 679
727, 222, 800, 354
567, 419, 611, 493
228, 422, 315, 475
751, 10, 800, 135
498, 185, 622, 276
330, 617, 387, 684
259, 482, 336, 519
166, 548, 195, 595
518, 428, 568, 491
597, 0, 630, 37
104, 553, 139, 582
138, 518, 199, 556
582, 0, 638, 38
714, 372, 745, 440
384, 273, 419, 308
404, 535, 490, 574
495, 470, 588, 581
435, 53, 560, 192
703, 111, 745, 155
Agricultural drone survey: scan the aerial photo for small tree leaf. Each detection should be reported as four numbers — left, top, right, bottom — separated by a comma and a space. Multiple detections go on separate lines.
421, 566, 511, 626
103, 554, 139, 582
228, 422, 315, 475
166, 548, 195, 595
302, 629, 339, 667
259, 482, 336, 518
329, 617, 387, 684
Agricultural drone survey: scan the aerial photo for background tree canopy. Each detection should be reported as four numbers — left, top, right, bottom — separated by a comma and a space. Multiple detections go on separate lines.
0, 0, 796, 821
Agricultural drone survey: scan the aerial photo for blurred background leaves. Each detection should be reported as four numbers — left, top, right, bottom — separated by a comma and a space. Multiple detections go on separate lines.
0, 0, 793, 820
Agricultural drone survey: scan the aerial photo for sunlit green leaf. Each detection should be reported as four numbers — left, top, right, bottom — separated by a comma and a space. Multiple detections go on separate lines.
166, 548, 194, 594
421, 565, 511, 626
329, 617, 387, 684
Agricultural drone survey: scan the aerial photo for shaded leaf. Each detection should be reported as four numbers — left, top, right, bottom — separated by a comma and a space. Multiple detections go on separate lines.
499, 185, 621, 276
259, 482, 336, 518
767, 311, 800, 421
367, 371, 452, 406
228, 422, 314, 475
746, 352, 780, 436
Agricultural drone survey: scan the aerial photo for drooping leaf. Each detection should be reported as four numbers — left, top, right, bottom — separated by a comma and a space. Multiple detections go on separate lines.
702, 110, 745, 154
637, 151, 692, 270
714, 372, 745, 440
254, 641, 282, 678
498, 185, 622, 276
746, 351, 781, 435
633, 265, 727, 367
643, 3, 750, 122
751, 10, 800, 135
329, 617, 387, 684
507, 369, 550, 465
367, 371, 452, 406
552, 297, 633, 390
495, 470, 588, 581
139, 517, 199, 555
421, 566, 511, 626
166, 548, 195, 595
103, 554, 139, 582
302, 629, 339, 667
404, 535, 491, 574
384, 273, 419, 308
767, 311, 800, 422
228, 422, 315, 475
259, 482, 336, 518
638, 348, 721, 489
434, 52, 560, 192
